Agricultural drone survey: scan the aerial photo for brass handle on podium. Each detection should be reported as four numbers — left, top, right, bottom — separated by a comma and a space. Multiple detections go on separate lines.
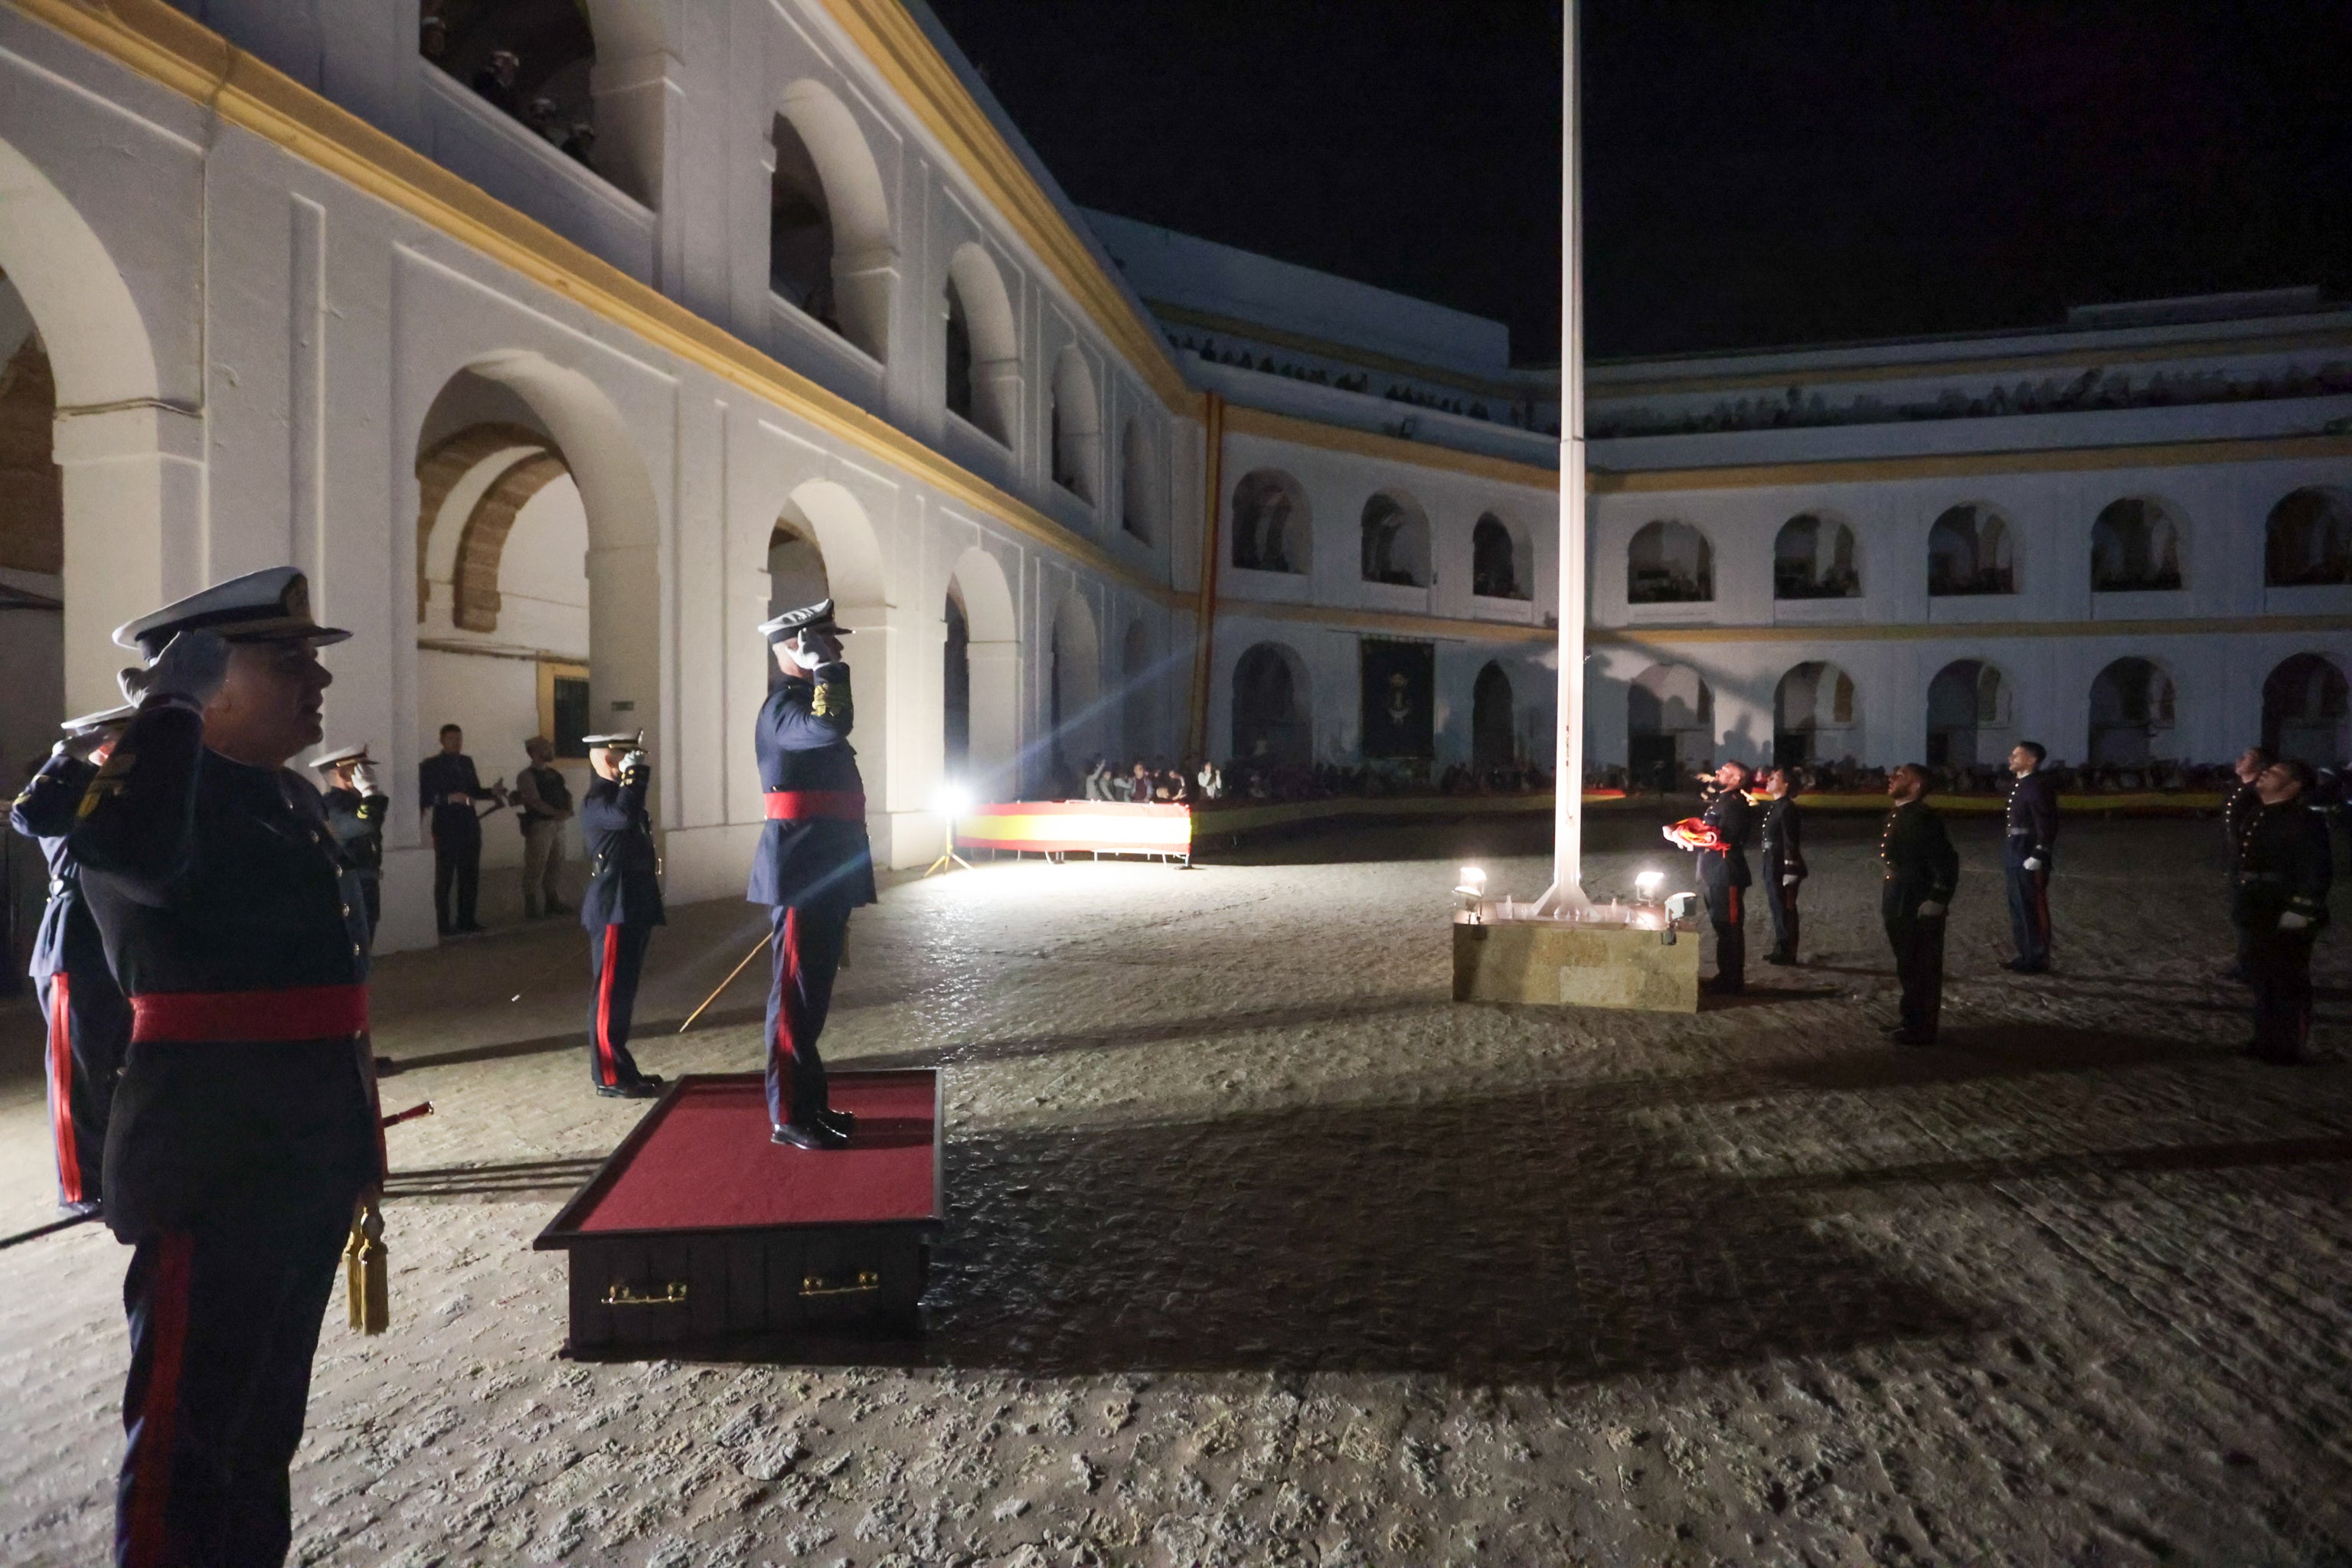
604, 1281, 689, 1307
799, 1269, 880, 1298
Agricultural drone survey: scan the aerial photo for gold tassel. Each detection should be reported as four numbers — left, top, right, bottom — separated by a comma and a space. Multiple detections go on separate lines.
344, 1194, 389, 1335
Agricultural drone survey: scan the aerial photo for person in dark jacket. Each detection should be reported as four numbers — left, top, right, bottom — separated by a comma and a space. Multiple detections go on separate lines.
579, 730, 665, 1098
70, 567, 382, 1568
750, 598, 876, 1149
1880, 763, 1961, 1045
313, 743, 388, 939
2002, 741, 2060, 973
1756, 766, 1808, 965
2222, 745, 2272, 982
1665, 760, 1756, 994
417, 724, 502, 936
10, 699, 136, 1215
2234, 758, 2332, 1064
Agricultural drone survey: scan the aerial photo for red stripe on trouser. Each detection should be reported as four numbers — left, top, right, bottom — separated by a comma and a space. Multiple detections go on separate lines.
595, 927, 621, 1085
774, 910, 802, 1122
47, 974, 82, 1204
125, 1232, 195, 1568
1728, 888, 1740, 923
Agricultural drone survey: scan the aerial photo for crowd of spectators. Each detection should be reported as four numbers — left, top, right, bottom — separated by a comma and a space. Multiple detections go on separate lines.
1598, 756, 2253, 799
420, 5, 598, 167
1066, 756, 1554, 807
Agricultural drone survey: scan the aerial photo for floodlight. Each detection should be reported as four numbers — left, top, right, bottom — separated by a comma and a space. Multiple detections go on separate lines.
934, 783, 972, 820
1635, 869, 1665, 900
1455, 865, 1487, 897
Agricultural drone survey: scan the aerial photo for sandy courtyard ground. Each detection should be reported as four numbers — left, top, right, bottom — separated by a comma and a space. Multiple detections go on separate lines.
2, 809, 2350, 1566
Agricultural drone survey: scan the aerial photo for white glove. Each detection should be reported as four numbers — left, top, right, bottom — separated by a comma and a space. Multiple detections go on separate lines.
2023, 857, 2043, 872
620, 750, 648, 781
143, 629, 231, 709
351, 761, 382, 797
1782, 874, 1800, 886
2279, 911, 2311, 932
1916, 900, 1946, 919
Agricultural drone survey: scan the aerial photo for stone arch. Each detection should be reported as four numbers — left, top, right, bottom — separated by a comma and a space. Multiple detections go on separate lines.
1049, 590, 1104, 790
770, 80, 894, 360
2262, 652, 2349, 765
1627, 520, 1712, 603
2087, 656, 2178, 766
1232, 641, 1312, 766
1050, 346, 1101, 502
1929, 502, 2015, 596
1472, 511, 1529, 600
2091, 495, 2187, 592
413, 422, 549, 619
1926, 658, 2012, 769
774, 478, 887, 614
945, 243, 1019, 444
765, 518, 829, 619
1119, 417, 1157, 543
1360, 489, 1431, 587
1772, 660, 1857, 769
1231, 468, 1310, 574
1627, 662, 1713, 787
1472, 660, 1515, 769
452, 452, 570, 632
946, 545, 1018, 799
2265, 487, 2352, 587
1774, 511, 1860, 599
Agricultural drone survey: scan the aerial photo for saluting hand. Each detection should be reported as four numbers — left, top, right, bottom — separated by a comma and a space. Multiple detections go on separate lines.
145, 628, 232, 709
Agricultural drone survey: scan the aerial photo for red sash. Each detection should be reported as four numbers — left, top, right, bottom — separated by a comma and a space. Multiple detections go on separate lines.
131, 983, 370, 1044
764, 790, 866, 822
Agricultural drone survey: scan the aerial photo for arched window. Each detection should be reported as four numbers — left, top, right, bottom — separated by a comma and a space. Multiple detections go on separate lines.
426, 1, 599, 167
767, 85, 893, 361
943, 279, 975, 425
2091, 498, 2184, 592
1926, 659, 2009, 768
943, 587, 970, 774
1772, 661, 1857, 768
943, 247, 1018, 445
1049, 593, 1102, 791
1231, 469, 1309, 574
2265, 488, 2352, 587
1773, 512, 1860, 599
1627, 662, 1712, 789
1232, 642, 1310, 765
1928, 504, 2014, 596
1360, 492, 1430, 586
1627, 520, 1712, 603
1472, 662, 1515, 769
1119, 419, 1155, 543
769, 114, 837, 332
1472, 513, 1527, 599
766, 520, 830, 622
1050, 348, 1100, 502
2262, 653, 2349, 765
2087, 658, 2177, 765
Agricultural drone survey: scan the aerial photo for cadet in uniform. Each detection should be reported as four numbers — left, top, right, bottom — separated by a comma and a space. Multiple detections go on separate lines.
2233, 757, 2332, 1065
2223, 746, 2272, 982
579, 730, 665, 1098
1880, 763, 1961, 1045
2001, 741, 2060, 973
750, 598, 874, 1149
10, 696, 136, 1215
70, 567, 382, 1568
1755, 766, 1808, 965
1666, 760, 1756, 994
418, 723, 501, 935
313, 743, 388, 938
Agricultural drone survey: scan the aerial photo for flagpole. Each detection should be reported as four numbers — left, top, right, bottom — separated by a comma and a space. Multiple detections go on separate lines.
1539, 0, 1590, 913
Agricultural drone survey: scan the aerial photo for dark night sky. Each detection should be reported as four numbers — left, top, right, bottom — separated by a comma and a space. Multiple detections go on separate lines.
922, 1, 2352, 364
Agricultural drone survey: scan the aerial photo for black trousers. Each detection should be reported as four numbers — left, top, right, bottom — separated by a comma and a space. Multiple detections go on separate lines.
1700, 859, 1746, 990
1885, 911, 1947, 1040
357, 877, 381, 949
37, 963, 130, 1210
431, 823, 481, 933
1762, 866, 1801, 959
2004, 841, 2051, 969
587, 921, 655, 1088
766, 903, 848, 1129
2249, 926, 2315, 1060
116, 1191, 353, 1568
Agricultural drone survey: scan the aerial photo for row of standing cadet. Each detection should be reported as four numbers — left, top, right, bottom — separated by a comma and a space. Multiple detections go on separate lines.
1666, 744, 2331, 1060
4, 566, 877, 1566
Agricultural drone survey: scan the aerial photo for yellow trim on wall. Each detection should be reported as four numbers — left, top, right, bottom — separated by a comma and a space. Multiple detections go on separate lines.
1221, 403, 1560, 489
1589, 433, 2352, 495
811, 0, 1197, 413
11, 0, 1181, 606
1590, 612, 2352, 647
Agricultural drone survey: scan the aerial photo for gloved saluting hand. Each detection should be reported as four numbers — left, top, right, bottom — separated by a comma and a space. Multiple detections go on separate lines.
142, 629, 233, 710
619, 750, 649, 784
351, 760, 383, 797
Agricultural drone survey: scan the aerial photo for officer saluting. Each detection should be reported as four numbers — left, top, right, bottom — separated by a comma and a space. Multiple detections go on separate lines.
10, 692, 137, 1217
1880, 763, 1961, 1045
69, 567, 382, 1568
2222, 745, 2272, 983
312, 743, 389, 939
579, 730, 665, 1098
2233, 757, 2331, 1065
1664, 760, 1756, 995
2001, 740, 2060, 973
751, 598, 874, 1149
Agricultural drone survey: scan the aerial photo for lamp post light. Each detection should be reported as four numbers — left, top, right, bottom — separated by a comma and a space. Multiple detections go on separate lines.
923, 783, 976, 877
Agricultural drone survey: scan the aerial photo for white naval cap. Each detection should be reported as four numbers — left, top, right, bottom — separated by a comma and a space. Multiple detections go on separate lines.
580, 730, 645, 750
755, 596, 850, 644
113, 566, 351, 659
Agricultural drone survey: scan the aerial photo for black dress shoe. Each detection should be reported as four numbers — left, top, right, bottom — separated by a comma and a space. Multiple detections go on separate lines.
816, 1107, 857, 1137
2004, 958, 2047, 975
1888, 1028, 1937, 1047
1764, 952, 1795, 966
597, 1075, 665, 1100
772, 1119, 851, 1150
374, 1055, 400, 1076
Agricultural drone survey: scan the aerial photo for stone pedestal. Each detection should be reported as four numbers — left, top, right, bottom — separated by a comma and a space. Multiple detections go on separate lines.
1452, 911, 1699, 1012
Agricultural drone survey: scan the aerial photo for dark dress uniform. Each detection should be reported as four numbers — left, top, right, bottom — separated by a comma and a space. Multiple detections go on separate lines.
2223, 776, 2265, 980
749, 651, 877, 1136
1696, 785, 1755, 991
1880, 796, 1961, 1043
321, 783, 387, 939
580, 750, 665, 1093
11, 742, 133, 1212
73, 580, 382, 1568
2003, 768, 2060, 972
1758, 792, 1807, 964
2233, 799, 2332, 1063
417, 747, 493, 933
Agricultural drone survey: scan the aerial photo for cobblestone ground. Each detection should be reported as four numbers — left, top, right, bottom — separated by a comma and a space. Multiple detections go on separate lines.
2, 812, 2350, 1566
